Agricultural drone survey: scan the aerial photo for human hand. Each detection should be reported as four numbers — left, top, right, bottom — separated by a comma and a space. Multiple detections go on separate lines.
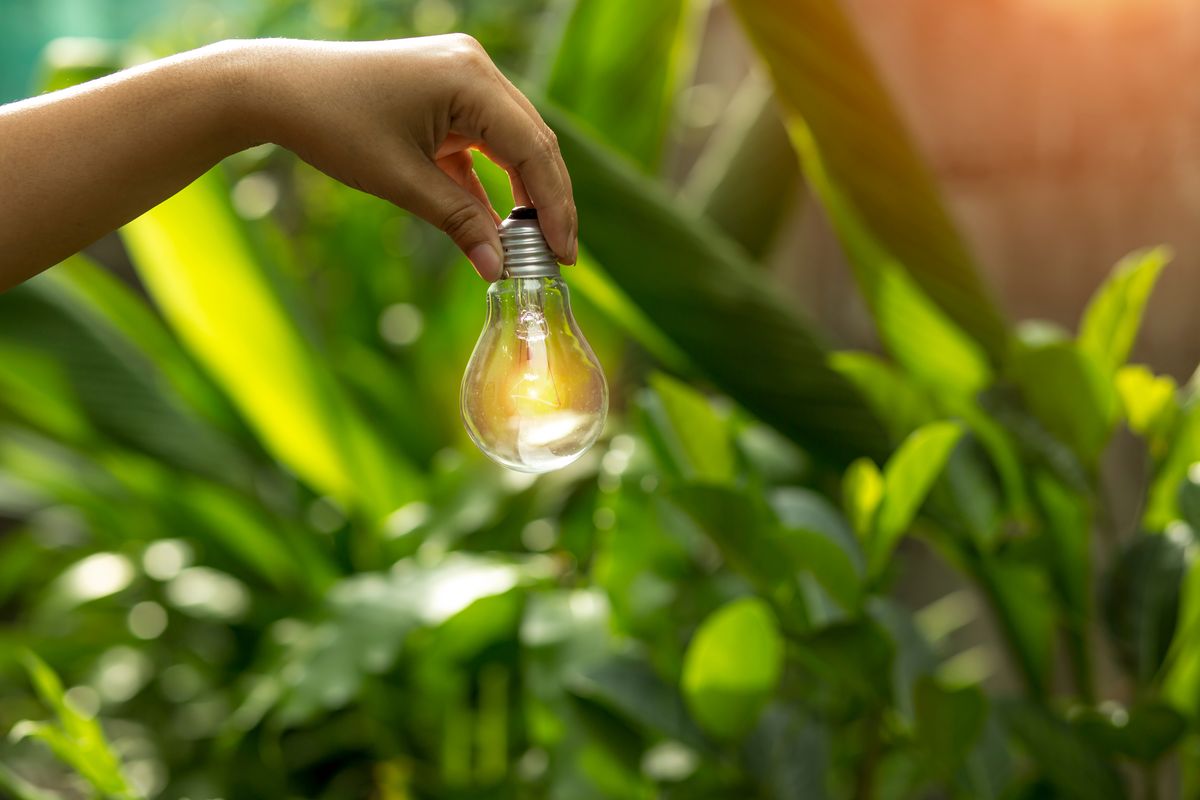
228, 35, 577, 280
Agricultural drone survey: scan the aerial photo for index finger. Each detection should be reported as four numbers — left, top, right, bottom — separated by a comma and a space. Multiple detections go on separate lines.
459, 88, 576, 264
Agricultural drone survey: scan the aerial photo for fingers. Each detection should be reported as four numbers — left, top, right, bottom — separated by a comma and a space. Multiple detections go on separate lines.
458, 87, 576, 264
437, 150, 500, 223
492, 73, 577, 262
390, 147, 504, 281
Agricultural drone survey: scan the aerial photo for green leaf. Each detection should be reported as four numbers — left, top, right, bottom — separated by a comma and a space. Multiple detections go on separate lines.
682, 597, 784, 739
975, 558, 1054, 697
769, 487, 864, 610
0, 763, 62, 800
830, 352, 935, 442
843, 457, 883, 541
670, 485, 809, 631
1145, 398, 1200, 530
546, 0, 702, 170
1078, 247, 1171, 373
570, 654, 709, 750
1116, 364, 1178, 454
0, 271, 246, 484
270, 555, 541, 728
545, 101, 890, 465
48, 255, 241, 431
796, 619, 894, 706
914, 676, 986, 780
1102, 529, 1191, 686
15, 651, 140, 799
1010, 336, 1118, 467
870, 421, 964, 576
121, 170, 417, 517
683, 73, 801, 259
1071, 701, 1186, 763
1003, 702, 1126, 800
743, 705, 830, 800
646, 372, 735, 483
729, 0, 1007, 359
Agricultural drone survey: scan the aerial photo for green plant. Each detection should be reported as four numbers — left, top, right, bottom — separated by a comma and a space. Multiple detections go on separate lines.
2, 0, 1199, 798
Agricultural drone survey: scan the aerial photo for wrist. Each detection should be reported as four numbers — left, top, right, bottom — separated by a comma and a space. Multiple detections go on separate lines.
196, 39, 278, 153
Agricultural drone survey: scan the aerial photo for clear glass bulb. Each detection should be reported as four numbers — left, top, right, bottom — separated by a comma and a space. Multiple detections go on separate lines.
461, 274, 608, 472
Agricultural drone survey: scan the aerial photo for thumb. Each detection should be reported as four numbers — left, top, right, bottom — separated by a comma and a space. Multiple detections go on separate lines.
389, 153, 504, 281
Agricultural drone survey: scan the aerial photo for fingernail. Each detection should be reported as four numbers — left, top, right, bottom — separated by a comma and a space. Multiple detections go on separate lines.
468, 243, 502, 281
567, 231, 577, 265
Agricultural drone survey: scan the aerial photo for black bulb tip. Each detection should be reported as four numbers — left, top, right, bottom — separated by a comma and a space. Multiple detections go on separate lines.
509, 206, 538, 220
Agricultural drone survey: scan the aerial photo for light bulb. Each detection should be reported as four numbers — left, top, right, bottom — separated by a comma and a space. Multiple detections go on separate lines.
461, 207, 608, 472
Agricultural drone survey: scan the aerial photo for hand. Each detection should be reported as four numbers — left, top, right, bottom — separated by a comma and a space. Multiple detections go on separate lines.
231, 36, 577, 280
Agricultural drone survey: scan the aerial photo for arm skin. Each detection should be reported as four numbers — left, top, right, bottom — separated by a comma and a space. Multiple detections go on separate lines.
0, 35, 577, 292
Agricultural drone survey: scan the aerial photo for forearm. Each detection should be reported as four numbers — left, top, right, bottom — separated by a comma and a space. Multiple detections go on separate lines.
0, 42, 255, 290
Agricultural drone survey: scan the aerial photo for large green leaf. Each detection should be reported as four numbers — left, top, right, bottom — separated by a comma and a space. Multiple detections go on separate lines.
1010, 335, 1118, 468
545, 103, 889, 464
1003, 702, 1126, 800
0, 269, 246, 484
1078, 247, 1171, 373
683, 73, 801, 259
682, 597, 783, 739
1103, 529, 1190, 686
546, 0, 702, 170
645, 372, 735, 484
121, 170, 416, 517
729, 0, 1007, 359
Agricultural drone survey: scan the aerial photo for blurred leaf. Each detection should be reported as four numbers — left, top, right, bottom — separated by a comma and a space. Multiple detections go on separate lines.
1078, 247, 1171, 373
670, 484, 801, 624
13, 651, 140, 800
914, 676, 986, 780
546, 0, 702, 170
1010, 336, 1117, 468
870, 422, 964, 577
1116, 365, 1178, 453
683, 73, 801, 259
1071, 701, 1186, 763
843, 457, 883, 541
1033, 472, 1090, 620
976, 558, 1054, 697
0, 764, 61, 800
1003, 702, 1126, 800
122, 170, 417, 516
796, 619, 894, 706
830, 352, 935, 442
1145, 398, 1200, 530
682, 597, 783, 739
646, 373, 735, 484
0, 269, 246, 484
1103, 529, 1190, 686
544, 102, 890, 465
729, 0, 1007, 359
48, 255, 242, 432
569, 654, 708, 750
743, 705, 829, 800
1164, 526, 1200, 714
769, 487, 863, 609
270, 555, 546, 727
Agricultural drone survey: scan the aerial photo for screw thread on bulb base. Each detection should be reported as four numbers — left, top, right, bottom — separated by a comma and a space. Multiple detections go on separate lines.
499, 207, 560, 279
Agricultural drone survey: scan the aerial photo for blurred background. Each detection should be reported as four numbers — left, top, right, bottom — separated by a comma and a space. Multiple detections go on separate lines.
3, 0, 1200, 798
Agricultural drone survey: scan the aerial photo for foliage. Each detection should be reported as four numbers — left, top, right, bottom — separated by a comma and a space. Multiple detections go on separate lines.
1, 0, 1199, 798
